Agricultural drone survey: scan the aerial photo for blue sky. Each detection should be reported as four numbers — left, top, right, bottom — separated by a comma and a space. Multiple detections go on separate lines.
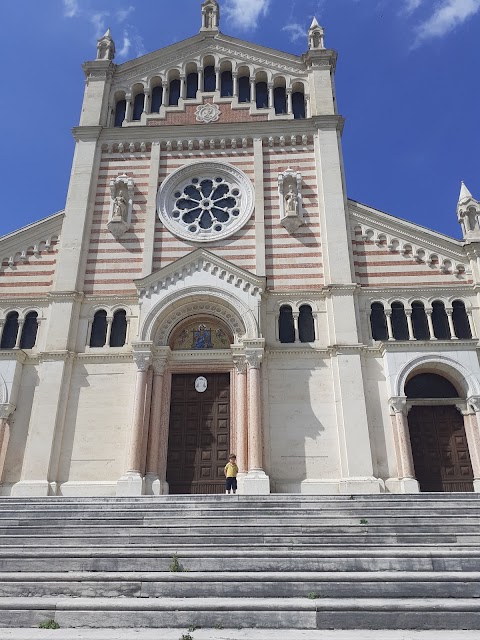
1, 0, 479, 239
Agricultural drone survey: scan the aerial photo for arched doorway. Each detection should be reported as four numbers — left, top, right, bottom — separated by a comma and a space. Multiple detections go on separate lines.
166, 316, 234, 494
406, 373, 474, 492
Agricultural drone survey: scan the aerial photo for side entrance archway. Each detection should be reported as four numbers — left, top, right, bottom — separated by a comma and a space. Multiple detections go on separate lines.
406, 373, 474, 492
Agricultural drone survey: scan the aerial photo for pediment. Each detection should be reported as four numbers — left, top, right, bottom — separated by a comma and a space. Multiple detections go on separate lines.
135, 248, 265, 299
113, 33, 306, 89
349, 200, 469, 273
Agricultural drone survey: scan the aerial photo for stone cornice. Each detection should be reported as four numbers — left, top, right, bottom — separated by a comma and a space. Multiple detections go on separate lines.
0, 212, 63, 269
303, 48, 338, 73
97, 115, 341, 147
72, 126, 103, 142
82, 60, 115, 82
38, 351, 75, 363
359, 285, 476, 296
377, 339, 479, 356
48, 291, 85, 304
0, 350, 27, 364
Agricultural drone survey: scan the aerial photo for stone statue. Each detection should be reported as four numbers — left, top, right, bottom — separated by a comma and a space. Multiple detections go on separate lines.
112, 192, 127, 221
205, 7, 214, 28
312, 32, 321, 48
285, 184, 299, 216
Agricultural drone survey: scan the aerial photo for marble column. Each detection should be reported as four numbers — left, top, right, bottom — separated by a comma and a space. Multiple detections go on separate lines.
233, 357, 248, 476
0, 404, 15, 486
465, 397, 480, 492
144, 88, 151, 114
243, 347, 270, 494
426, 309, 436, 340
116, 347, 152, 496
386, 397, 419, 494
145, 358, 168, 495
385, 311, 394, 341
287, 89, 293, 115
405, 311, 415, 341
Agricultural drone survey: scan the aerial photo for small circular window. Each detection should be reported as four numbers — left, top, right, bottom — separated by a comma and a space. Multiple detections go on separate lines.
157, 161, 254, 242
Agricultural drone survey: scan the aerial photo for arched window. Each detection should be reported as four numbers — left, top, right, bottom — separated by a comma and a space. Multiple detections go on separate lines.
432, 301, 450, 339
114, 99, 126, 127
370, 303, 388, 341
279, 305, 295, 343
132, 93, 145, 121
274, 87, 287, 115
299, 305, 315, 343
221, 70, 233, 97
20, 312, 38, 349
411, 302, 430, 340
255, 82, 268, 109
391, 302, 409, 340
204, 66, 216, 92
292, 91, 306, 119
186, 73, 198, 99
452, 300, 472, 339
169, 79, 181, 106
151, 86, 163, 113
1, 312, 19, 349
238, 76, 250, 103
406, 373, 460, 399
110, 310, 128, 347
90, 310, 108, 348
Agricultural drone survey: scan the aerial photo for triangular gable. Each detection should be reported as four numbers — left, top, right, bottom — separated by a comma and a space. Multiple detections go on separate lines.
134, 248, 265, 299
114, 33, 306, 87
0, 211, 64, 268
348, 200, 471, 285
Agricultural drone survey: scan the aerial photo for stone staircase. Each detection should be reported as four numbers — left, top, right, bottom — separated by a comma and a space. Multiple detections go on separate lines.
0, 494, 480, 632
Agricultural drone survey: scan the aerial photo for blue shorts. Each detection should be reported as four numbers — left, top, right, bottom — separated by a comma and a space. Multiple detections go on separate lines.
226, 477, 237, 491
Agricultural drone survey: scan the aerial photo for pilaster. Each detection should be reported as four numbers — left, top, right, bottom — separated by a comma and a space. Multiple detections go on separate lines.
142, 141, 161, 277
253, 137, 266, 277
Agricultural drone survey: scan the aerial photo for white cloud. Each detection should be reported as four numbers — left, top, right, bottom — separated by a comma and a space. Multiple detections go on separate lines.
117, 31, 132, 59
63, 0, 79, 18
414, 0, 480, 45
117, 6, 135, 23
282, 23, 307, 43
403, 0, 424, 13
90, 11, 110, 39
224, 0, 271, 30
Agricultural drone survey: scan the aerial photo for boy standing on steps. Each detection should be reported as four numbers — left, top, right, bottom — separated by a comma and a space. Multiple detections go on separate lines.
224, 454, 238, 494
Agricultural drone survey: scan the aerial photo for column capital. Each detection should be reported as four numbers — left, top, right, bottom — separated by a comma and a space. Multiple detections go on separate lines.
233, 355, 247, 374
0, 403, 15, 420
152, 358, 168, 376
245, 350, 263, 369
389, 396, 407, 416
132, 341, 154, 372
468, 396, 480, 413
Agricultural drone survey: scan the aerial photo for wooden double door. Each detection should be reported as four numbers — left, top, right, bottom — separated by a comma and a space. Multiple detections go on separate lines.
166, 373, 230, 494
408, 405, 474, 492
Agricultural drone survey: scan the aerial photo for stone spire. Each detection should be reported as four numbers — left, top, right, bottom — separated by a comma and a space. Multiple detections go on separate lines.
201, 0, 220, 33
308, 17, 325, 50
457, 182, 480, 241
96, 28, 115, 61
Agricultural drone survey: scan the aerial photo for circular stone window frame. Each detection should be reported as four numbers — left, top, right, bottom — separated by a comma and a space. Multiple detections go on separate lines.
157, 161, 255, 243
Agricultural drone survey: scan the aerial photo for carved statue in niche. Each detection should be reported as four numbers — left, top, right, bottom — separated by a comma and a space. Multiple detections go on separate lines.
312, 32, 321, 48
112, 192, 127, 222
108, 174, 135, 239
284, 183, 299, 217
278, 168, 304, 233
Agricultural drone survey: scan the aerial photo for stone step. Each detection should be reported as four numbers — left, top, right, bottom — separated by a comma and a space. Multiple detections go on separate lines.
3, 631, 480, 640
0, 571, 478, 598
0, 534, 471, 547
1, 597, 480, 630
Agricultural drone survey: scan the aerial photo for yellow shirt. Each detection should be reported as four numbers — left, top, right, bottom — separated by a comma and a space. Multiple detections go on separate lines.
224, 462, 238, 478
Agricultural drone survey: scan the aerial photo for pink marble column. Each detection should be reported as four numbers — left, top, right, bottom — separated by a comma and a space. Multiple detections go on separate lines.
234, 358, 248, 474
0, 418, 9, 484
390, 400, 415, 479
463, 408, 480, 482
127, 355, 151, 474
146, 361, 166, 476
140, 367, 154, 475
246, 352, 263, 471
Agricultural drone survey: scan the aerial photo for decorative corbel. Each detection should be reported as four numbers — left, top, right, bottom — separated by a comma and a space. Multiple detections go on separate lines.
107, 174, 135, 239
278, 168, 304, 233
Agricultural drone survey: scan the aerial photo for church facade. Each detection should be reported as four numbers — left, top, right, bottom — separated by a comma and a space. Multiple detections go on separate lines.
1, 0, 480, 497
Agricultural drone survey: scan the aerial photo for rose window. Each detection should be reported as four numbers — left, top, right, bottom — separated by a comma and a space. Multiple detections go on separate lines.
157, 162, 254, 242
